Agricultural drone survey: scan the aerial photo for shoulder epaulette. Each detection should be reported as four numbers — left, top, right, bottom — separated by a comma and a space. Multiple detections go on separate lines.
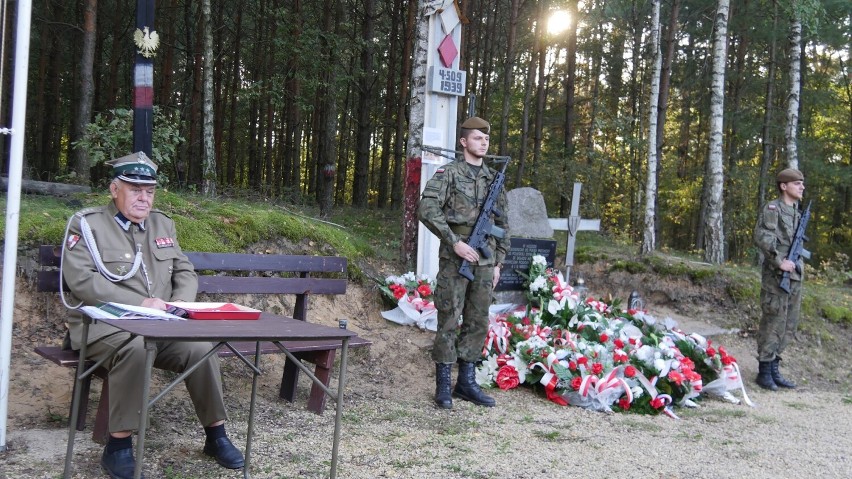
73, 206, 106, 218
149, 208, 172, 219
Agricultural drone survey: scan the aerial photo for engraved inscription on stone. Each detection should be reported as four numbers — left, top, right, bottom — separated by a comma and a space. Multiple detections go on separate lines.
495, 238, 556, 292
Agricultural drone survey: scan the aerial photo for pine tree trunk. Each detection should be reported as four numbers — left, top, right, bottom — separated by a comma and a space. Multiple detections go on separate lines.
73, 0, 97, 183
201, 0, 216, 196
497, 0, 519, 157
352, 0, 376, 207
390, 0, 415, 209
560, 0, 579, 217
758, 1, 779, 218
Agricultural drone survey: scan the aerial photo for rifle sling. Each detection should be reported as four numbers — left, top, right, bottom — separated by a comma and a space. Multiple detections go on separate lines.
450, 225, 474, 236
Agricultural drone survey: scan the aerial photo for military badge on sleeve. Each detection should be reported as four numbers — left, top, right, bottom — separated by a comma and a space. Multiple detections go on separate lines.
65, 234, 80, 250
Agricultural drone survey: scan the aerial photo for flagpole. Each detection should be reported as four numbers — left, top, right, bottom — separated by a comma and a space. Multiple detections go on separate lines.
0, 0, 33, 451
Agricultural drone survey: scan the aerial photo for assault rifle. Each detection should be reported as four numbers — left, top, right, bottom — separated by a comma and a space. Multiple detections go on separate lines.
779, 200, 812, 294
458, 158, 509, 281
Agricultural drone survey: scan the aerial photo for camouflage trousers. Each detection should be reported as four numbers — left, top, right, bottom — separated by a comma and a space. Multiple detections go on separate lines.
432, 258, 494, 364
757, 269, 802, 362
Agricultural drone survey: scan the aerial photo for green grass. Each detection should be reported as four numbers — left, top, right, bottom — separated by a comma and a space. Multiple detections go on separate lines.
3, 191, 848, 319
2, 192, 377, 280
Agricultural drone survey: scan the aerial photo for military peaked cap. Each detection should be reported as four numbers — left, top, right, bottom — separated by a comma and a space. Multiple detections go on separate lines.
776, 168, 804, 183
106, 151, 158, 185
460, 116, 490, 134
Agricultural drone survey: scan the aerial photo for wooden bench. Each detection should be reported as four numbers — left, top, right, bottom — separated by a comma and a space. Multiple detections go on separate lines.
34, 245, 371, 443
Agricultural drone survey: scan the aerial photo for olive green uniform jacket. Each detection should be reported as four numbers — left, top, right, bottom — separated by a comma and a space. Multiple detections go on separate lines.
61, 202, 198, 349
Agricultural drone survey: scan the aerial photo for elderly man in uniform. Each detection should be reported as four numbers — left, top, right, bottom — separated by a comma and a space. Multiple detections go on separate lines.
418, 117, 510, 409
60, 152, 244, 478
753, 168, 806, 391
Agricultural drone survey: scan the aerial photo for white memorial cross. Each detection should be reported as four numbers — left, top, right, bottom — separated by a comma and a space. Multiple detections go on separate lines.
548, 182, 600, 283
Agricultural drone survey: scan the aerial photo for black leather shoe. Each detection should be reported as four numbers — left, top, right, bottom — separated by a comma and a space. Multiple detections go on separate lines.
203, 436, 245, 469
101, 447, 143, 479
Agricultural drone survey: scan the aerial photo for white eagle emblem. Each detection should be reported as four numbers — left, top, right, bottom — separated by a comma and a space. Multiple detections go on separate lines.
133, 26, 160, 58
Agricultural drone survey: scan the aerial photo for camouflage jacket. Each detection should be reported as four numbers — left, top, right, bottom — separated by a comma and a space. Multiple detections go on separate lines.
418, 159, 510, 265
754, 198, 803, 281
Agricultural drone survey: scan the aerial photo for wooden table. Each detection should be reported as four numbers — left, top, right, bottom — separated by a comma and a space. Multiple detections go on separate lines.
62, 313, 356, 479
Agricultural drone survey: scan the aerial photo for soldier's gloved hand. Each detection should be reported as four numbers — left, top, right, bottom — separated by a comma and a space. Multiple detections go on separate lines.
453, 241, 479, 263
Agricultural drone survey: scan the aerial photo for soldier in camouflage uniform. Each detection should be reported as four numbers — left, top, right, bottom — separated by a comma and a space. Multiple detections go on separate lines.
418, 117, 510, 409
60, 152, 244, 478
753, 168, 806, 391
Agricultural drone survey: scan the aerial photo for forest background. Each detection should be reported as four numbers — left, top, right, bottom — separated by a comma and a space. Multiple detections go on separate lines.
0, 0, 850, 269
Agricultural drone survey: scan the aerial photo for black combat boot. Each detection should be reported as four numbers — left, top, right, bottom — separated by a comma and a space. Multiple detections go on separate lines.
453, 362, 495, 407
756, 361, 778, 391
770, 356, 797, 389
435, 363, 453, 409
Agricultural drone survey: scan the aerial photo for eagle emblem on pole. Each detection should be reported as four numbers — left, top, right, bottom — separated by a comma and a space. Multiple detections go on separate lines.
133, 26, 160, 58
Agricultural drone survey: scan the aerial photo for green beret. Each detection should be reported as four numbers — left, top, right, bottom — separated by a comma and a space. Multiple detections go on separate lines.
460, 116, 490, 134
106, 151, 158, 185
776, 168, 804, 183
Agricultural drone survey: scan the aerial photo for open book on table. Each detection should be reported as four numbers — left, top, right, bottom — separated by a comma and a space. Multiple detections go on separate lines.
80, 302, 187, 321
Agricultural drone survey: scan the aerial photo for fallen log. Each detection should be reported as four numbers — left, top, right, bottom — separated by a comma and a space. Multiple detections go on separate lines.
1, 177, 91, 196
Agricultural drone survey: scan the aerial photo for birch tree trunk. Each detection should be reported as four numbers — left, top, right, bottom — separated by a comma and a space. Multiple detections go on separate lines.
401, 0, 429, 265
201, 0, 216, 196
641, 0, 662, 255
702, 0, 730, 264
785, 10, 802, 170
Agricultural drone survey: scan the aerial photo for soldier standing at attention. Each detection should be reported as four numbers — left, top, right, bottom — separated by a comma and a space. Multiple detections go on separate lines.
418, 117, 510, 409
753, 168, 806, 391
60, 152, 244, 478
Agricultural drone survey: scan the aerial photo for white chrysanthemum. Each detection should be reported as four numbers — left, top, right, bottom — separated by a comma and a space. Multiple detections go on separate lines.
634, 345, 655, 363
476, 355, 499, 386
529, 276, 547, 292
532, 255, 547, 267
632, 386, 644, 398
402, 271, 416, 282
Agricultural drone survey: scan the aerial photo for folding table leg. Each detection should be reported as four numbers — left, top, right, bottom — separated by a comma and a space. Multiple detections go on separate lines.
69, 367, 91, 432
